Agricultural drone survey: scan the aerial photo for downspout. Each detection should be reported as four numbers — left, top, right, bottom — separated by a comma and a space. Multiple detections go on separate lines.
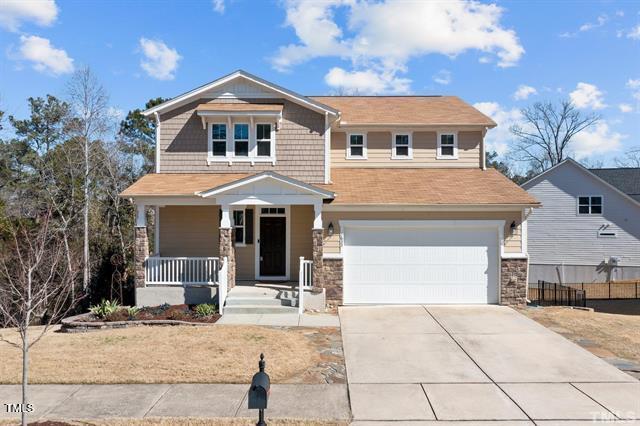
324, 112, 331, 184
481, 126, 487, 170
154, 112, 161, 173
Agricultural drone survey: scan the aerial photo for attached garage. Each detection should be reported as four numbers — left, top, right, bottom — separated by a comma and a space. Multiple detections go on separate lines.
342, 221, 502, 304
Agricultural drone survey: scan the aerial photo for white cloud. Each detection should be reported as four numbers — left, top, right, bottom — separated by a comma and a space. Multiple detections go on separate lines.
513, 84, 537, 100
324, 67, 410, 94
212, 0, 224, 14
0, 0, 57, 31
627, 78, 640, 100
433, 69, 452, 85
139, 38, 181, 80
274, 0, 524, 92
618, 103, 633, 113
473, 101, 523, 156
569, 82, 606, 110
627, 25, 640, 40
578, 14, 608, 32
571, 121, 624, 160
17, 35, 73, 75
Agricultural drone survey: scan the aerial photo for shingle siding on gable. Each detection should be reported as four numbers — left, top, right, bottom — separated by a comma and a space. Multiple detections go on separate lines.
159, 98, 326, 183
524, 163, 640, 268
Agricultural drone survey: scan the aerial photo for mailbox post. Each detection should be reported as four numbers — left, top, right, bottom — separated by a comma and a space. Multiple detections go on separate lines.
248, 353, 270, 426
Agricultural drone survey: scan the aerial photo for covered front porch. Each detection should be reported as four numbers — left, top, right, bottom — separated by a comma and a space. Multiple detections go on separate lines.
130, 172, 334, 312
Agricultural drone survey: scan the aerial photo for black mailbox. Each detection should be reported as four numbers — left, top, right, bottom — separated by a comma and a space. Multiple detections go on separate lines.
248, 353, 270, 410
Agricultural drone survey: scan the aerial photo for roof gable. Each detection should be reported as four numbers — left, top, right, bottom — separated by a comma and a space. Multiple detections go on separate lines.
522, 159, 640, 208
143, 70, 339, 117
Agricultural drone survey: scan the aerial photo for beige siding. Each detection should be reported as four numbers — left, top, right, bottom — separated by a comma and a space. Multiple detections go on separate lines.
159, 206, 219, 257
236, 244, 255, 281
322, 210, 522, 254
290, 205, 314, 278
159, 98, 326, 183
331, 131, 482, 168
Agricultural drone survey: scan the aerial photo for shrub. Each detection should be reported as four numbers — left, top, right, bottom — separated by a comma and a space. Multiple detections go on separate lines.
89, 300, 121, 319
126, 306, 141, 319
195, 303, 217, 317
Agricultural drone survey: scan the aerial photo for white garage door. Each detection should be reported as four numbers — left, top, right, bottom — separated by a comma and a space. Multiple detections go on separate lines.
343, 221, 500, 304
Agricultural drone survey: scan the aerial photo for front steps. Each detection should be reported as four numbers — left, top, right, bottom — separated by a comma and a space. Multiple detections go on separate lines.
223, 285, 299, 314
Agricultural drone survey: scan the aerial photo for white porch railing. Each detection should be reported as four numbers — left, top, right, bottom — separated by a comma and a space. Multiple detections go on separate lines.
145, 257, 219, 285
298, 257, 313, 314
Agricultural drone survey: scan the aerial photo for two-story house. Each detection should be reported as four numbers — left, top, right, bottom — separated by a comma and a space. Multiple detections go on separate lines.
121, 70, 539, 309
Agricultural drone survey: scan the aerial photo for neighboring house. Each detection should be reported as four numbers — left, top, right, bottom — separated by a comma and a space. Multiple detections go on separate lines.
522, 159, 640, 283
120, 70, 539, 308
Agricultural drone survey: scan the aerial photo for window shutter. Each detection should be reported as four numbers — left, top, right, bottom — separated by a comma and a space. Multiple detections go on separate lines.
245, 209, 254, 244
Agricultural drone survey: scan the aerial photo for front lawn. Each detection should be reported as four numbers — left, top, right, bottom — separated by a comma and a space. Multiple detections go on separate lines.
520, 306, 640, 364
0, 325, 343, 384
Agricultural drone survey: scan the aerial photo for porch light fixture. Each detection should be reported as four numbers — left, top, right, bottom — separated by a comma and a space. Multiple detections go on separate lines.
327, 222, 334, 236
510, 221, 517, 234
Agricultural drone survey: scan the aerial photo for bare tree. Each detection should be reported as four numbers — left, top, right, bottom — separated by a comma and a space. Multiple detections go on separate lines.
615, 147, 640, 168
66, 67, 110, 295
509, 100, 600, 172
0, 214, 80, 426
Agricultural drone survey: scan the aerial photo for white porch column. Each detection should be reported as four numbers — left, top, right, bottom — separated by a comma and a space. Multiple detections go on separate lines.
313, 200, 323, 230
220, 204, 232, 228
136, 204, 147, 227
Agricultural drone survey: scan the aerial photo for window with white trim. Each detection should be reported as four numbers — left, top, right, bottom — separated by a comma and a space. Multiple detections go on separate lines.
392, 133, 412, 159
232, 209, 254, 245
347, 133, 366, 159
256, 123, 272, 157
234, 123, 249, 157
578, 196, 602, 215
210, 123, 227, 157
437, 132, 457, 159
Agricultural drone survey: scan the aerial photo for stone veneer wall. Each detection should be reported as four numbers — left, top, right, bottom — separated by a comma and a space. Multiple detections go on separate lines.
500, 258, 528, 306
134, 227, 149, 289
312, 229, 324, 289
219, 228, 236, 288
323, 258, 343, 304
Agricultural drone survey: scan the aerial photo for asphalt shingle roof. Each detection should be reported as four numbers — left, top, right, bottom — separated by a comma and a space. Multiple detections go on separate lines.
589, 168, 640, 202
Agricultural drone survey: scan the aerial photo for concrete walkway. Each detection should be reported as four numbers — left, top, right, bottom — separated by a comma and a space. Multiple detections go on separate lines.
217, 312, 340, 327
0, 383, 350, 422
340, 305, 639, 424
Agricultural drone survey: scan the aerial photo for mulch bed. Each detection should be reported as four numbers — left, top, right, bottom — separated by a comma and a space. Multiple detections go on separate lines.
61, 304, 220, 332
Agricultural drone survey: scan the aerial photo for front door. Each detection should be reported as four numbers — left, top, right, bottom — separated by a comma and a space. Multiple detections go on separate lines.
259, 217, 286, 277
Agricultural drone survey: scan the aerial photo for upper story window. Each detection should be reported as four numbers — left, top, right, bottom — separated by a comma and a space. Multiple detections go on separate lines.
392, 133, 412, 159
437, 132, 458, 159
234, 123, 249, 157
211, 124, 227, 157
256, 123, 272, 157
347, 133, 367, 159
578, 196, 603, 215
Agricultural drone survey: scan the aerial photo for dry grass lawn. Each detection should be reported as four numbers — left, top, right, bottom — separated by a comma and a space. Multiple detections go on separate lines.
521, 306, 640, 363
0, 325, 328, 384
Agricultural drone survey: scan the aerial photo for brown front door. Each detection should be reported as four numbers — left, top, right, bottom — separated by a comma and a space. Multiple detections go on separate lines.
260, 217, 286, 277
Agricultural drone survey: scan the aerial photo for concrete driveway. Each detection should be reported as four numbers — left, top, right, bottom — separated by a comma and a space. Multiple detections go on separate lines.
339, 305, 639, 424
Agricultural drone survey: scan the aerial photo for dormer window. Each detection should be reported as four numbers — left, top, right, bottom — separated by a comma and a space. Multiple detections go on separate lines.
234, 123, 249, 157
392, 133, 412, 159
437, 132, 458, 159
347, 133, 367, 159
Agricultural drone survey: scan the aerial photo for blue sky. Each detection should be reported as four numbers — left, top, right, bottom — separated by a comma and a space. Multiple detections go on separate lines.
0, 0, 639, 167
